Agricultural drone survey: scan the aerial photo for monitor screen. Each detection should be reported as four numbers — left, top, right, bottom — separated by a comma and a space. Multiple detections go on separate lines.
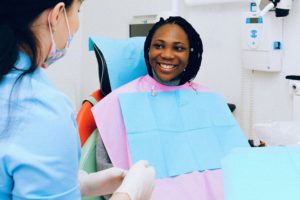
250, 18, 259, 23
129, 24, 154, 37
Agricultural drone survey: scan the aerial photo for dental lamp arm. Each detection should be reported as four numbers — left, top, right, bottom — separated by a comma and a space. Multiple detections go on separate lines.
256, 0, 281, 17
259, 2, 275, 16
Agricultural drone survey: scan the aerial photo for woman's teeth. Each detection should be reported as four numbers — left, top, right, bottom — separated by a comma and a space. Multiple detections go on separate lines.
160, 63, 175, 69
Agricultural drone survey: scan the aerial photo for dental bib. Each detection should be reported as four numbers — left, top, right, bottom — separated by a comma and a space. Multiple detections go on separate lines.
118, 90, 249, 178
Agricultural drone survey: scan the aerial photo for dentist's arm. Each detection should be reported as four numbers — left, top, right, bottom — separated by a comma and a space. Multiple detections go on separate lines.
79, 167, 126, 196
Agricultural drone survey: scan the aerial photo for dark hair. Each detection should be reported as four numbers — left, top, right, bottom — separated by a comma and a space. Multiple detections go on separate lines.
0, 0, 73, 82
144, 16, 203, 85
0, 0, 73, 135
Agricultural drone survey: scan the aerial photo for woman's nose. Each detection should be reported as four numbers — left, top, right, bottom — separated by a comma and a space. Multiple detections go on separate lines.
161, 48, 174, 59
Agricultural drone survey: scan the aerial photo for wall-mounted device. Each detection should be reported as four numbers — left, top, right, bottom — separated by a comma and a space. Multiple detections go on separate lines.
286, 75, 300, 122
129, 9, 180, 37
129, 15, 156, 37
241, 2, 283, 72
184, 0, 251, 5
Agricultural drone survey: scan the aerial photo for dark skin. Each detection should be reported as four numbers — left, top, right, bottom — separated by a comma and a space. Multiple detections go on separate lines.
148, 23, 190, 82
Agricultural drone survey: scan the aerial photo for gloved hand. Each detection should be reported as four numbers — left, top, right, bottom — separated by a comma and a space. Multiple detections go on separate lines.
79, 167, 127, 196
113, 160, 156, 200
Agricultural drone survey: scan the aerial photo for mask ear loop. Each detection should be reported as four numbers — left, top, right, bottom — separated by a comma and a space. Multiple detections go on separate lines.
48, 7, 71, 49
63, 8, 72, 40
48, 11, 56, 46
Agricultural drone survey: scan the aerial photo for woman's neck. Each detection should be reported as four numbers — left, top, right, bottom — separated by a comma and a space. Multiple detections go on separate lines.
151, 69, 181, 86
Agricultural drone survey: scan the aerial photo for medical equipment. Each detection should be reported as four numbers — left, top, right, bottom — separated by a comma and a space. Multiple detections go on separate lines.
241, 1, 283, 71
184, 0, 251, 5
276, 0, 293, 17
257, 0, 277, 17
129, 15, 156, 37
286, 75, 300, 122
257, 0, 293, 17
129, 7, 181, 37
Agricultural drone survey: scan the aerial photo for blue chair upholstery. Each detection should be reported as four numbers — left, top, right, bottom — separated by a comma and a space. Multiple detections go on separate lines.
89, 36, 148, 94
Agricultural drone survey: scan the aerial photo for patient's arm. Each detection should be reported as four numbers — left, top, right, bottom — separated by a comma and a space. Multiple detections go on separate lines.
96, 131, 114, 199
96, 132, 113, 170
110, 193, 130, 200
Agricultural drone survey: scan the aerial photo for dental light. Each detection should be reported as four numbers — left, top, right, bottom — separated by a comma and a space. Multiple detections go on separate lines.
257, 0, 293, 17
276, 0, 293, 17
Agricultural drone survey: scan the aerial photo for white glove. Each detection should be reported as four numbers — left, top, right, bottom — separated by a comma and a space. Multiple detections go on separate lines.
79, 167, 126, 197
113, 160, 156, 200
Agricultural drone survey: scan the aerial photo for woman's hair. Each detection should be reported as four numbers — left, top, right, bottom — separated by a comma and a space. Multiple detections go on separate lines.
0, 0, 73, 82
144, 16, 203, 85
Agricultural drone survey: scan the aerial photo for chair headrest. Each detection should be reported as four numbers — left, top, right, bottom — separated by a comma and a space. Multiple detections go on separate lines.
89, 37, 147, 94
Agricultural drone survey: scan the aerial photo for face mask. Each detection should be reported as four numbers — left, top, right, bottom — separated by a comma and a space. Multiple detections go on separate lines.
42, 8, 74, 68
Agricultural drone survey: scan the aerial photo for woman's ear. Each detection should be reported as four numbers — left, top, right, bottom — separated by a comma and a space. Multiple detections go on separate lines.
49, 2, 65, 32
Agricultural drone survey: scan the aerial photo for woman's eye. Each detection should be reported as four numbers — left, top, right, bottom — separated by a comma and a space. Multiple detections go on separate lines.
174, 46, 185, 52
153, 44, 163, 49
78, 9, 81, 13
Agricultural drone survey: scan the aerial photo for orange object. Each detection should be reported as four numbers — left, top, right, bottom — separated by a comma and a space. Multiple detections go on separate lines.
76, 89, 103, 146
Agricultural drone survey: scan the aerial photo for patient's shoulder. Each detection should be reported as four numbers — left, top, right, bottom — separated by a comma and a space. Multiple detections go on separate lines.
100, 76, 146, 102
188, 81, 211, 92
114, 76, 145, 94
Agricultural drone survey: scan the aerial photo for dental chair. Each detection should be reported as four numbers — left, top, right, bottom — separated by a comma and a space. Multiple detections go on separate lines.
77, 37, 146, 199
77, 91, 104, 200
78, 35, 147, 198
76, 42, 112, 200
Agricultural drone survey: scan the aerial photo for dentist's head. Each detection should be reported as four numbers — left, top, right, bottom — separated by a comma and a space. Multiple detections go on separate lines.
0, 0, 83, 81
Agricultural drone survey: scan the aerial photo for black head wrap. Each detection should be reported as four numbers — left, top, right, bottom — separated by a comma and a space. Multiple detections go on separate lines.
144, 16, 203, 85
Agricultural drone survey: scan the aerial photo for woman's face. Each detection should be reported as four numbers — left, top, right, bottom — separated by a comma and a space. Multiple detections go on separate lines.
148, 24, 190, 82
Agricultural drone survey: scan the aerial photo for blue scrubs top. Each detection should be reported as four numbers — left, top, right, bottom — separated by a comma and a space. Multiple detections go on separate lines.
0, 52, 81, 200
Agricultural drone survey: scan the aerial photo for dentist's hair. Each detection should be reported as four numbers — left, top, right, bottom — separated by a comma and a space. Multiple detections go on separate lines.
0, 0, 73, 82
0, 0, 74, 136
144, 16, 203, 85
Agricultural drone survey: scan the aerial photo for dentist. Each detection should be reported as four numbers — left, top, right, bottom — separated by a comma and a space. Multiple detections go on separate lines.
0, 1, 155, 200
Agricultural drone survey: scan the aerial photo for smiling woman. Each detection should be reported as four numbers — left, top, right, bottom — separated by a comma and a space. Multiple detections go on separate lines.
144, 16, 203, 86
149, 23, 190, 82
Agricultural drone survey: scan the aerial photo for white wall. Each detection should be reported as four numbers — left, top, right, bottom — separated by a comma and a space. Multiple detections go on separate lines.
47, 0, 300, 139
182, 2, 248, 131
